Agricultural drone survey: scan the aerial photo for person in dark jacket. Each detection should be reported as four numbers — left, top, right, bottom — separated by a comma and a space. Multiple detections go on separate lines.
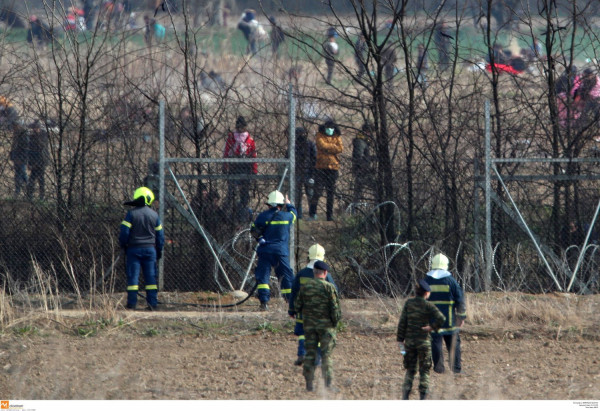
269, 16, 285, 56
352, 122, 373, 205
119, 187, 165, 310
416, 43, 429, 88
354, 33, 367, 79
26, 120, 50, 200
424, 253, 467, 374
397, 279, 446, 400
293, 126, 316, 219
288, 243, 337, 366
9, 122, 29, 197
309, 119, 343, 221
27, 15, 53, 46
251, 190, 297, 310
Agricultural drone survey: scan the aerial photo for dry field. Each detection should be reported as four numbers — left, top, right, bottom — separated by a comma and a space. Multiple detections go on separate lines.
0, 291, 598, 400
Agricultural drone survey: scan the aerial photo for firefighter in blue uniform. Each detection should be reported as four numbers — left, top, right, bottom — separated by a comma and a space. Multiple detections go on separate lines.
251, 190, 297, 310
288, 243, 337, 365
424, 253, 467, 374
119, 187, 165, 310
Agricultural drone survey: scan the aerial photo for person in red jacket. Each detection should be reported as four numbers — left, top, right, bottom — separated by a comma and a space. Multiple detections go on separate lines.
223, 116, 257, 217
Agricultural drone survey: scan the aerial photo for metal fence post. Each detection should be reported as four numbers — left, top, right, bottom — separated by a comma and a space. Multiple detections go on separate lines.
289, 83, 296, 272
484, 99, 492, 291
158, 100, 165, 290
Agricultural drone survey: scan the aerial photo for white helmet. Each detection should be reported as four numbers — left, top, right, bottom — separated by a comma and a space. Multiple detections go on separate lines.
308, 243, 325, 260
431, 253, 449, 270
267, 190, 284, 206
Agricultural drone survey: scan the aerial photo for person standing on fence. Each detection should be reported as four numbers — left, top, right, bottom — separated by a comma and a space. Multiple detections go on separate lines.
397, 279, 446, 400
309, 119, 343, 221
26, 120, 50, 200
289, 243, 337, 367
10, 121, 29, 198
251, 190, 297, 311
352, 121, 374, 207
223, 115, 257, 218
424, 253, 467, 374
294, 260, 341, 393
119, 187, 164, 311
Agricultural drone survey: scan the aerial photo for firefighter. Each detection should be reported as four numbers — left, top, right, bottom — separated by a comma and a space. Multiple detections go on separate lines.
288, 244, 337, 366
251, 190, 297, 310
119, 187, 164, 310
424, 253, 467, 374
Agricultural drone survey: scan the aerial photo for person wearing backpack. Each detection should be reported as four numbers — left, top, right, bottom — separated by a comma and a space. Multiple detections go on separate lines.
223, 116, 257, 214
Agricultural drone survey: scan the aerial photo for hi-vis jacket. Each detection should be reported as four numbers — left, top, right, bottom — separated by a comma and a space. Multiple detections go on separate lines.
252, 204, 297, 256
425, 269, 467, 335
119, 205, 164, 251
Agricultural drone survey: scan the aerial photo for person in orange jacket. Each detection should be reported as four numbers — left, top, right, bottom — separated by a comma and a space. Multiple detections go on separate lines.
308, 119, 342, 221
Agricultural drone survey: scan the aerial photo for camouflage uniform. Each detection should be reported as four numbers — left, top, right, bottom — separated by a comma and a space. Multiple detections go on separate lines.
295, 277, 341, 388
397, 296, 445, 398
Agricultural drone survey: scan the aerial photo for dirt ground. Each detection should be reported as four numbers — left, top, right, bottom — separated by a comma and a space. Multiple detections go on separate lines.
1, 293, 599, 401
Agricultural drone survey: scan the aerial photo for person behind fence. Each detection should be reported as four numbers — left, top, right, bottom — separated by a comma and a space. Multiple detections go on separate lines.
223, 115, 257, 214
119, 187, 165, 311
288, 243, 337, 367
416, 43, 429, 88
434, 20, 451, 71
9, 121, 29, 197
352, 121, 374, 206
309, 119, 343, 221
237, 9, 258, 54
397, 279, 446, 400
425, 253, 467, 374
269, 16, 285, 56
251, 190, 297, 311
27, 15, 53, 47
26, 120, 50, 200
323, 29, 339, 84
354, 33, 367, 80
293, 126, 316, 219
294, 260, 341, 393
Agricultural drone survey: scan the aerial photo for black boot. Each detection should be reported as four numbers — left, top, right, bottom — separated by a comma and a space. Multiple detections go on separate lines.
325, 377, 339, 393
402, 389, 411, 400
306, 380, 314, 392
420, 392, 427, 400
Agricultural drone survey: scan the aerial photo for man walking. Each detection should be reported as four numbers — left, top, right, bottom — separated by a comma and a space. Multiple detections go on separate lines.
119, 187, 164, 310
397, 279, 446, 400
295, 260, 341, 393
251, 190, 297, 310
288, 244, 337, 366
425, 253, 467, 374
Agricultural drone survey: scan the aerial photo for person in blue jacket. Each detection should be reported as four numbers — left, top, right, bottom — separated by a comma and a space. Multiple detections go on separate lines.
424, 253, 467, 374
288, 243, 337, 366
119, 187, 164, 311
251, 190, 297, 310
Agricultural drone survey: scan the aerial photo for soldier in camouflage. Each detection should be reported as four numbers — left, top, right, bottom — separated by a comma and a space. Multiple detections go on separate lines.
397, 279, 446, 400
294, 260, 341, 392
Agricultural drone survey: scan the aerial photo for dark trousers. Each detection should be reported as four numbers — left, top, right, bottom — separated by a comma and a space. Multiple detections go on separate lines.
126, 247, 158, 308
431, 332, 461, 373
13, 162, 27, 195
326, 60, 334, 83
310, 169, 338, 221
27, 165, 45, 199
294, 178, 314, 219
254, 252, 293, 303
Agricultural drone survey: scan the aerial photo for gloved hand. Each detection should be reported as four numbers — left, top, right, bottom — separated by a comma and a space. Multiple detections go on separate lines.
288, 310, 296, 318
156, 248, 162, 260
